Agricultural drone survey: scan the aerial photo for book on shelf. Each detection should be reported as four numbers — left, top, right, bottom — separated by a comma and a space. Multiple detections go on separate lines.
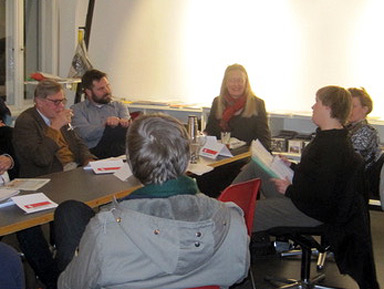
251, 139, 294, 181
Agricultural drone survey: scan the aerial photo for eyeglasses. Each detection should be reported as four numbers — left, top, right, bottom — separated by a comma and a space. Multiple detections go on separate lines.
45, 98, 68, 106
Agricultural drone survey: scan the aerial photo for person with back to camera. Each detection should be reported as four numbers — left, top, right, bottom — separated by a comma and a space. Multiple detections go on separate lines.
240, 86, 379, 289
54, 113, 250, 289
199, 64, 271, 197
0, 242, 25, 289
346, 87, 384, 201
71, 69, 131, 159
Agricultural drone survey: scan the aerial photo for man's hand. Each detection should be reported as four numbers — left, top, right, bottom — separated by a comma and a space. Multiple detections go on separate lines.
106, 117, 131, 128
119, 118, 132, 128
105, 116, 120, 127
270, 177, 291, 195
0, 155, 13, 175
51, 109, 72, 131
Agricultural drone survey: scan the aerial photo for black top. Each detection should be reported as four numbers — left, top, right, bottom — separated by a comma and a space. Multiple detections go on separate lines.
286, 128, 359, 223
205, 96, 271, 150
0, 126, 19, 179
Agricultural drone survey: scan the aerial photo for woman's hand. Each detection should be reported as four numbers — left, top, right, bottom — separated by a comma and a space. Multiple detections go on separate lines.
278, 154, 292, 167
270, 177, 291, 195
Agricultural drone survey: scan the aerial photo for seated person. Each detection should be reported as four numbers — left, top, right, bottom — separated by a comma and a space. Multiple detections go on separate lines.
13, 79, 95, 289
71, 69, 131, 159
346, 87, 383, 200
0, 96, 12, 126
0, 97, 18, 181
55, 113, 250, 289
235, 85, 379, 289
205, 63, 271, 148
0, 242, 25, 289
199, 64, 272, 197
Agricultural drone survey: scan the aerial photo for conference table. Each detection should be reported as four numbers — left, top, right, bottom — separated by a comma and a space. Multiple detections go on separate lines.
0, 146, 251, 237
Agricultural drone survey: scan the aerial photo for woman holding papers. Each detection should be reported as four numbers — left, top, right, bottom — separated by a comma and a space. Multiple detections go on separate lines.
235, 85, 359, 230
205, 63, 271, 149
236, 85, 379, 289
346, 87, 383, 200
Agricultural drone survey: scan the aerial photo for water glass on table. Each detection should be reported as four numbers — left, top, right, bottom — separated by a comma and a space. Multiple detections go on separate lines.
221, 131, 231, 148
190, 134, 206, 164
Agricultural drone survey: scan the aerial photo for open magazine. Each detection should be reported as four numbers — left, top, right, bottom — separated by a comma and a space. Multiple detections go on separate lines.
251, 139, 294, 182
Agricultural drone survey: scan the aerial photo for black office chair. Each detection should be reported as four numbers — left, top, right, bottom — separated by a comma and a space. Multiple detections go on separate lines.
274, 230, 331, 271
265, 225, 338, 289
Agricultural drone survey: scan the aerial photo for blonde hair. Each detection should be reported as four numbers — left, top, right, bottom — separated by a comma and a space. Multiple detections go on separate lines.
215, 64, 258, 119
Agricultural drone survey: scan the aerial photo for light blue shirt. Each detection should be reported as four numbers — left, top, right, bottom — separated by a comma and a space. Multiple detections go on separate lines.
71, 99, 130, 148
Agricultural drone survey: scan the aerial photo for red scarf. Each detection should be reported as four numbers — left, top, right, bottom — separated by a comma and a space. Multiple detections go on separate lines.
220, 94, 246, 131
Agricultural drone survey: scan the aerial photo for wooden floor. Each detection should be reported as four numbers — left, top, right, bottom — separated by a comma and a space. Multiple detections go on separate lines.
2, 210, 383, 289
233, 209, 384, 289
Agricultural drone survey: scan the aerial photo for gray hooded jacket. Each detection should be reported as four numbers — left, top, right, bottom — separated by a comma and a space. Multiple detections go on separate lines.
58, 193, 250, 289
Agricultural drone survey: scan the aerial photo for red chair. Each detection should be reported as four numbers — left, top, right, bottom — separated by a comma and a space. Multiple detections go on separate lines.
218, 178, 261, 289
187, 178, 261, 289
218, 178, 261, 236
188, 287, 219, 289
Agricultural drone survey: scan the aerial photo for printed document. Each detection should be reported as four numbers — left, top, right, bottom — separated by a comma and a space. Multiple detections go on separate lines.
5, 178, 50, 191
12, 193, 58, 214
251, 139, 294, 181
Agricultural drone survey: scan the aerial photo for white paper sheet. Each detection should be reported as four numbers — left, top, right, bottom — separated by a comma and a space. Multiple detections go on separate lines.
89, 159, 125, 174
113, 162, 133, 181
12, 193, 58, 214
187, 163, 214, 176
5, 178, 50, 191
200, 136, 233, 159
0, 188, 20, 202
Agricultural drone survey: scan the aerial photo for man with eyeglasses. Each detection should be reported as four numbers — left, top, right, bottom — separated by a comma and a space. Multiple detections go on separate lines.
12, 79, 95, 289
71, 69, 131, 159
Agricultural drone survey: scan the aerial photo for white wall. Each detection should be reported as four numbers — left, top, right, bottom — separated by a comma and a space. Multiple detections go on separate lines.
59, 0, 384, 119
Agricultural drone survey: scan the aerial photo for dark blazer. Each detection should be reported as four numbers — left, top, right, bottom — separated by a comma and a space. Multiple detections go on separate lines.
0, 126, 19, 179
13, 107, 95, 177
205, 96, 271, 150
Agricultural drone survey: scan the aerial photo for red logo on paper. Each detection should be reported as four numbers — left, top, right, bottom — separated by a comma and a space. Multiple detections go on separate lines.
202, 148, 217, 155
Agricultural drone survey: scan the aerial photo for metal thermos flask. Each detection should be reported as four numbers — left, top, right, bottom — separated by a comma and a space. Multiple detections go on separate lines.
188, 115, 198, 141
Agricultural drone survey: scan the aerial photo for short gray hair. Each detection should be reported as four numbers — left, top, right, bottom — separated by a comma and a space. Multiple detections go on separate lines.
126, 113, 190, 185
34, 79, 63, 99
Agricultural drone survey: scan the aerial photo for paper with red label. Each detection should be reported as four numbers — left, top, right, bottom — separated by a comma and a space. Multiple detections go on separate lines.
11, 193, 58, 214
89, 159, 125, 174
199, 136, 233, 159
